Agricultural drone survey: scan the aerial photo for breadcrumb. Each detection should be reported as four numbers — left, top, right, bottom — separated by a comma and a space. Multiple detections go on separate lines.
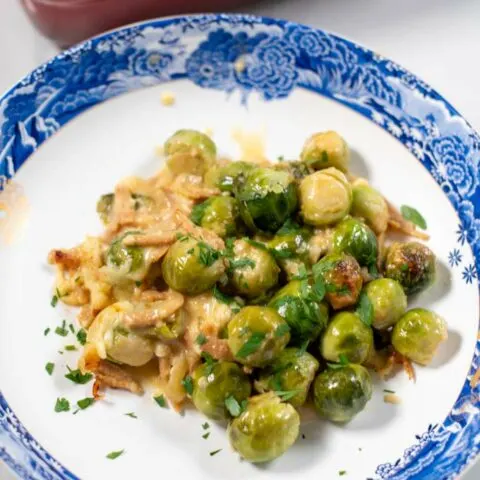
384, 393, 401, 404
160, 91, 176, 106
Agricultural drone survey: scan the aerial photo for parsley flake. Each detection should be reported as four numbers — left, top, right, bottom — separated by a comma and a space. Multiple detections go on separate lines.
65, 345, 77, 351
76, 329, 87, 345
274, 389, 302, 401
209, 449, 222, 457
383, 389, 396, 394
197, 241, 220, 267
55, 320, 69, 337
202, 432, 210, 439
195, 333, 207, 346
54, 397, 70, 413
182, 375, 194, 395
235, 332, 266, 358
400, 205, 427, 230
125, 412, 137, 419
154, 395, 167, 408
45, 362, 55, 375
202, 422, 210, 430
77, 397, 95, 410
224, 396, 243, 417
65, 366, 93, 385
339, 353, 349, 365
356, 292, 373, 327
106, 450, 124, 460
44, 327, 50, 336
275, 323, 290, 338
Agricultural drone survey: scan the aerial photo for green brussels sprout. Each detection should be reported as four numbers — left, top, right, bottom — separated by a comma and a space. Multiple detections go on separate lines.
299, 168, 352, 226
205, 161, 257, 192
351, 183, 389, 234
228, 392, 300, 463
255, 348, 320, 407
364, 278, 407, 330
226, 239, 279, 298
313, 253, 363, 310
384, 242, 436, 295
392, 308, 447, 365
191, 361, 251, 420
274, 160, 314, 180
300, 131, 349, 172
97, 193, 114, 224
268, 280, 329, 344
161, 237, 225, 295
320, 311, 374, 364
164, 129, 216, 176
190, 196, 241, 238
228, 306, 290, 367
87, 302, 155, 367
333, 217, 378, 267
106, 231, 146, 282
235, 167, 298, 232
141, 308, 187, 342
313, 364, 372, 423
267, 219, 312, 263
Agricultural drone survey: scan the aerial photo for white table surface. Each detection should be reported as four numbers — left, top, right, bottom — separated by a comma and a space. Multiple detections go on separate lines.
0, 0, 478, 478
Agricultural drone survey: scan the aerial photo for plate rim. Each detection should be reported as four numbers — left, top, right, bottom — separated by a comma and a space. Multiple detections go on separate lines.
0, 12, 479, 480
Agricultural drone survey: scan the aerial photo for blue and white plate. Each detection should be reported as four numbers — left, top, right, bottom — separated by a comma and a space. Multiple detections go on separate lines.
0, 14, 479, 480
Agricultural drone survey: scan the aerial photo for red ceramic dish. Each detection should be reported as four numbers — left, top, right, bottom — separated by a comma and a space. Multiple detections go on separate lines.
21, 0, 250, 47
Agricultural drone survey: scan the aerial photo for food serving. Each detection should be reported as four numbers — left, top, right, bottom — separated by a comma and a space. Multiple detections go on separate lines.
48, 129, 447, 463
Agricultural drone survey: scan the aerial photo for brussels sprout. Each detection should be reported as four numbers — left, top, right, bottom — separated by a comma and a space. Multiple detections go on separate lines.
351, 183, 389, 234
256, 348, 320, 407
384, 242, 436, 295
267, 219, 311, 263
87, 302, 155, 367
274, 160, 314, 180
161, 237, 225, 295
191, 361, 251, 420
364, 278, 407, 330
313, 364, 372, 423
97, 193, 114, 224
235, 167, 298, 232
190, 196, 241, 238
299, 168, 352, 226
320, 311, 374, 364
106, 232, 146, 281
228, 392, 300, 463
392, 308, 447, 365
205, 161, 257, 192
313, 253, 363, 310
228, 306, 290, 367
268, 280, 329, 344
333, 217, 378, 267
164, 129, 216, 176
226, 239, 279, 298
301, 131, 349, 172
142, 308, 187, 342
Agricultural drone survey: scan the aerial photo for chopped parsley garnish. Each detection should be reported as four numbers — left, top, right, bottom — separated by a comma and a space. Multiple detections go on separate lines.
55, 320, 69, 337
274, 390, 302, 401
195, 333, 207, 345
235, 332, 266, 358
275, 323, 290, 338
190, 200, 210, 226
209, 449, 222, 457
76, 329, 87, 345
297, 340, 310, 356
400, 263, 409, 272
383, 389, 396, 394
154, 395, 167, 408
135, 280, 142, 287
197, 241, 221, 267
201, 352, 217, 376
327, 362, 344, 370
44, 327, 50, 336
182, 375, 194, 395
224, 396, 245, 417
400, 205, 427, 230
212, 285, 242, 313
45, 362, 55, 375
202, 432, 210, 439
176, 233, 189, 241
339, 353, 349, 365
202, 422, 210, 430
106, 450, 125, 460
65, 345, 77, 351
356, 292, 373, 327
125, 412, 137, 418
51, 289, 61, 307
54, 397, 70, 413
65, 366, 93, 385
69, 323, 75, 334
77, 397, 95, 410
339, 470, 347, 476
229, 258, 256, 271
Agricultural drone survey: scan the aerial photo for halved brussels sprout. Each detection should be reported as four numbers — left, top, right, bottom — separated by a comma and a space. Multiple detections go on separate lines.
313, 253, 363, 310
235, 167, 298, 232
391, 308, 447, 365
351, 183, 389, 234
274, 160, 314, 181
267, 220, 312, 263
205, 161, 257, 192
87, 302, 155, 367
333, 217, 378, 267
190, 196, 241, 238
191, 361, 251, 421
228, 392, 300, 463
161, 237, 225, 295
226, 239, 279, 298
299, 168, 352, 226
301, 131, 349, 172
384, 242, 436, 295
364, 278, 407, 330
164, 129, 216, 176
320, 311, 374, 364
255, 348, 320, 407
313, 364, 372, 423
268, 279, 329, 344
105, 231, 146, 282
228, 306, 290, 367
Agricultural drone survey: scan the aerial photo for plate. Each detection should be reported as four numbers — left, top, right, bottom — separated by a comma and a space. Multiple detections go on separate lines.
0, 14, 479, 480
